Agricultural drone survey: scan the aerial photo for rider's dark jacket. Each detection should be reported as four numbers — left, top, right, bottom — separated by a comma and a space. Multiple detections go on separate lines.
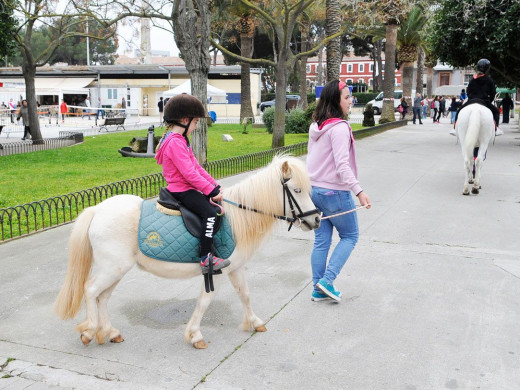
467, 74, 496, 103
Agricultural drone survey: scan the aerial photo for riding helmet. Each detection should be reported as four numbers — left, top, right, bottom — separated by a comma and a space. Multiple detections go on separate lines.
163, 93, 208, 124
476, 59, 491, 74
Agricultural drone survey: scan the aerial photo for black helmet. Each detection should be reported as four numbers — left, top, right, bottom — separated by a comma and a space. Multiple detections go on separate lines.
476, 59, 491, 74
163, 93, 208, 124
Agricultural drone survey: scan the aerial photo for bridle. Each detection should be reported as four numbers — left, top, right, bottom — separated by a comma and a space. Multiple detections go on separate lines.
222, 178, 320, 231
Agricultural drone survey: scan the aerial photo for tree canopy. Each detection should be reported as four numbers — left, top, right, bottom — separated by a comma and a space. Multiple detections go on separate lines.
428, 0, 520, 87
0, 1, 17, 59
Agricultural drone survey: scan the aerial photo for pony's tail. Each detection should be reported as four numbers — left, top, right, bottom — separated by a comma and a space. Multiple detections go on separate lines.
464, 108, 481, 157
54, 206, 96, 319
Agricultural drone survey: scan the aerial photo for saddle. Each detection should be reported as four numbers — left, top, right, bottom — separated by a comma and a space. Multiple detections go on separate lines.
157, 187, 223, 237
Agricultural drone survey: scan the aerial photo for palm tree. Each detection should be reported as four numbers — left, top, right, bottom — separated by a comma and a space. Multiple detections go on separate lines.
379, 0, 409, 124
325, 0, 342, 81
396, 5, 426, 118
236, 12, 255, 121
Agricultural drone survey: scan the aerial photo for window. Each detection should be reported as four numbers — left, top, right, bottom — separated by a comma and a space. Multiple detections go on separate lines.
347, 64, 353, 73
358, 78, 364, 84
107, 88, 117, 100
126, 87, 131, 107
464, 74, 472, 85
346, 78, 354, 84
369, 79, 373, 86
306, 64, 311, 73
359, 64, 364, 73
369, 63, 374, 72
439, 72, 451, 86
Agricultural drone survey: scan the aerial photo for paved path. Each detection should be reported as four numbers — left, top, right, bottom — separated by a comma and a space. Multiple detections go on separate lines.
1, 117, 519, 389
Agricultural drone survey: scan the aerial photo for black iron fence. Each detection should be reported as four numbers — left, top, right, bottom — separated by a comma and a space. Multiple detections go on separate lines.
0, 142, 308, 242
0, 133, 84, 156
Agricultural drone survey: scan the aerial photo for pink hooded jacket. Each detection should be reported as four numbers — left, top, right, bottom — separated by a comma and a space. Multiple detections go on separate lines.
155, 133, 218, 195
306, 118, 362, 195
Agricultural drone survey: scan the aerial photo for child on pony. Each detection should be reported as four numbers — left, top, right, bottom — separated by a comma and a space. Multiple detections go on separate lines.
451, 59, 503, 136
155, 94, 230, 273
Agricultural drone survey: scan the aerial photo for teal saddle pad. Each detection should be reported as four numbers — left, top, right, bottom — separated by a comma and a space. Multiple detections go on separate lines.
138, 200, 235, 263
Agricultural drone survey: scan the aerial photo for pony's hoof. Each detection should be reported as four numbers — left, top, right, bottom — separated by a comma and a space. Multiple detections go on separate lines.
110, 335, 125, 343
80, 334, 92, 346
468, 179, 474, 184
255, 325, 267, 332
471, 187, 479, 194
462, 191, 469, 195
193, 340, 207, 349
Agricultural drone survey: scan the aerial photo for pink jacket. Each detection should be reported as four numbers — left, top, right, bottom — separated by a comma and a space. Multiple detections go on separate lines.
155, 133, 218, 195
306, 118, 362, 195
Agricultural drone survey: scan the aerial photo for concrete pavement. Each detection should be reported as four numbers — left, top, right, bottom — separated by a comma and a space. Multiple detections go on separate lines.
1, 116, 519, 389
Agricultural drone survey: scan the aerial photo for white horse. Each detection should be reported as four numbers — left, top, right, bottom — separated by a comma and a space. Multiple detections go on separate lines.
455, 104, 494, 195
54, 156, 320, 349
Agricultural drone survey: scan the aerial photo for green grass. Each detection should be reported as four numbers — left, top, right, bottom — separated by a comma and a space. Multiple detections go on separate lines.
0, 123, 364, 208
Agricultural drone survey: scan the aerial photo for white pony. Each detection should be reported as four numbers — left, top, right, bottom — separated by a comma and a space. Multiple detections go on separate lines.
455, 104, 494, 195
54, 156, 320, 349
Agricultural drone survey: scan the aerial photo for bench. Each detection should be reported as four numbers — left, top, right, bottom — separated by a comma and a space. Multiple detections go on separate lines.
99, 117, 126, 132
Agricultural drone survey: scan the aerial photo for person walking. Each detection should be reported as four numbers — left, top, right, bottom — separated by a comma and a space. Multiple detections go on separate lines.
17, 99, 31, 140
500, 93, 513, 124
121, 97, 126, 117
412, 92, 423, 124
60, 100, 68, 123
9, 98, 16, 123
449, 97, 462, 124
306, 80, 371, 302
96, 97, 104, 120
155, 94, 230, 274
158, 97, 164, 124
433, 96, 441, 123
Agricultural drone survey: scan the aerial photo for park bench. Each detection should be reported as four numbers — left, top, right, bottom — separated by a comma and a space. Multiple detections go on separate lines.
99, 117, 126, 132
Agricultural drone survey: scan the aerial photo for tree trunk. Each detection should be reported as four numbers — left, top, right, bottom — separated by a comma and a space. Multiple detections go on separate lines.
299, 21, 309, 109
317, 29, 325, 86
272, 49, 290, 148
325, 0, 341, 81
239, 32, 254, 121
426, 66, 433, 98
172, 0, 211, 164
380, 24, 398, 124
415, 47, 424, 94
375, 39, 384, 93
401, 61, 414, 119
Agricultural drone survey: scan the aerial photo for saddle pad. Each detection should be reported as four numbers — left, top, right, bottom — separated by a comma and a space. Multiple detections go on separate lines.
138, 200, 235, 263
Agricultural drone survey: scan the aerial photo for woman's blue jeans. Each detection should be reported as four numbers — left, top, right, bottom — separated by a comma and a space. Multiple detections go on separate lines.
311, 187, 359, 289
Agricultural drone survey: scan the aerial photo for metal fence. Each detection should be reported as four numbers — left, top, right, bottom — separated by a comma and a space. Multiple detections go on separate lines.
0, 133, 84, 156
0, 142, 308, 242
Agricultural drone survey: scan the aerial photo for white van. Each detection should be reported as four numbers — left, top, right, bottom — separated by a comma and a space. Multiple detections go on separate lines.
366, 90, 404, 115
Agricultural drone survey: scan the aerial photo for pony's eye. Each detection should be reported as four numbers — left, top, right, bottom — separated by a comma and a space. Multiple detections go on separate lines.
294, 188, 301, 193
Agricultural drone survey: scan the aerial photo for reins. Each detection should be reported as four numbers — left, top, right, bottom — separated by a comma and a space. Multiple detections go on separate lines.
321, 205, 368, 220
222, 198, 296, 223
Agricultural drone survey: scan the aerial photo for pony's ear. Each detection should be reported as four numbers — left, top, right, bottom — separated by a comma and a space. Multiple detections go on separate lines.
281, 160, 292, 180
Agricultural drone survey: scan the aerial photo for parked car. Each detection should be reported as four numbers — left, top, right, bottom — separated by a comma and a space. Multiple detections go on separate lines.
259, 94, 301, 112
366, 90, 406, 115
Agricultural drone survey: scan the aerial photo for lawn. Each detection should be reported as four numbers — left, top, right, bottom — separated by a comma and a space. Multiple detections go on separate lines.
0, 123, 364, 208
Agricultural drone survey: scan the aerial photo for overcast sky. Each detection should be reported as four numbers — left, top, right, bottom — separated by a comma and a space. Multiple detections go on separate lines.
116, 19, 179, 57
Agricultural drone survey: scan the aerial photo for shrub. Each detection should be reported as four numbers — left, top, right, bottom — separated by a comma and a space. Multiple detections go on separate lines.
262, 107, 275, 134
304, 101, 317, 124
353, 92, 379, 105
362, 103, 376, 127
285, 108, 309, 134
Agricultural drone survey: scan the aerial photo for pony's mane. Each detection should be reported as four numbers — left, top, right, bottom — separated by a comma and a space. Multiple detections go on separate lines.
224, 155, 311, 258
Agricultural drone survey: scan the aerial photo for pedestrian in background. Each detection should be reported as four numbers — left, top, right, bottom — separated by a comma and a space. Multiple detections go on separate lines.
158, 96, 164, 124
121, 97, 126, 117
9, 98, 16, 123
500, 93, 513, 124
306, 79, 371, 302
60, 100, 68, 123
17, 99, 31, 140
413, 92, 423, 125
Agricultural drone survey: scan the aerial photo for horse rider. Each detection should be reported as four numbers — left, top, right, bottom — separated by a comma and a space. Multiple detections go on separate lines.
450, 59, 503, 136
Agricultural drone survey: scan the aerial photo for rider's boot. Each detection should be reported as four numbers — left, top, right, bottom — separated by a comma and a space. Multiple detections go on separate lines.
200, 253, 230, 274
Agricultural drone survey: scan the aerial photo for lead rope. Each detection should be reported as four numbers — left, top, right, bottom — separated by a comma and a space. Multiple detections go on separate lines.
321, 205, 368, 220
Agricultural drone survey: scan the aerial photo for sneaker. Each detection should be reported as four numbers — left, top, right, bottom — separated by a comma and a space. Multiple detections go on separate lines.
495, 128, 504, 136
311, 290, 330, 302
316, 278, 342, 302
449, 128, 456, 136
200, 253, 230, 274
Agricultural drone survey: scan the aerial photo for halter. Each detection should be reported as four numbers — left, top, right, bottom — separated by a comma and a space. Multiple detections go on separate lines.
222, 178, 320, 231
